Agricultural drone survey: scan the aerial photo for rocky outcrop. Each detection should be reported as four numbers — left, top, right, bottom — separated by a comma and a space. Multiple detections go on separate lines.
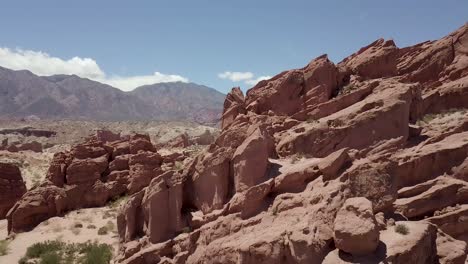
333, 197, 379, 256
221, 87, 246, 129
0, 140, 43, 153
324, 221, 438, 264
232, 127, 272, 192
0, 163, 26, 219
7, 131, 185, 233
394, 176, 468, 219
112, 24, 468, 263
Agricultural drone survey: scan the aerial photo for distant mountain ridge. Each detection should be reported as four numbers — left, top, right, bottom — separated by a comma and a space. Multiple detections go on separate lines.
0, 66, 225, 123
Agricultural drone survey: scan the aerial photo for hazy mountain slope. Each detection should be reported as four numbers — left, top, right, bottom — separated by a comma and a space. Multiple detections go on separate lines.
131, 82, 225, 122
0, 66, 224, 122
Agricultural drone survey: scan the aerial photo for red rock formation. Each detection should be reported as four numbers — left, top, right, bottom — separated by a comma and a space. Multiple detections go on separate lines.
7, 131, 184, 233
114, 24, 468, 264
333, 197, 380, 256
0, 163, 26, 219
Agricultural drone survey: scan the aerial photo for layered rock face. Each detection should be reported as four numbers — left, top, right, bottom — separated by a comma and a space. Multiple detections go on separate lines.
6, 131, 188, 233
0, 163, 26, 219
117, 24, 467, 263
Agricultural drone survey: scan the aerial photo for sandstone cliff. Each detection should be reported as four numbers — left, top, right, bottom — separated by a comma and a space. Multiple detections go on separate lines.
114, 24, 468, 264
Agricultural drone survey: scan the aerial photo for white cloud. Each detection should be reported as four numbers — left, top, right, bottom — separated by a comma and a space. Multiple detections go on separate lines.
98, 73, 188, 92
218, 70, 271, 86
0, 47, 188, 91
245, 75, 272, 86
218, 71, 254, 82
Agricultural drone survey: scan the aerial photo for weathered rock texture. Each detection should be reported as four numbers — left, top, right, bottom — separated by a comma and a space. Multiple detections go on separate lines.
6, 131, 188, 233
0, 163, 26, 219
113, 23, 468, 264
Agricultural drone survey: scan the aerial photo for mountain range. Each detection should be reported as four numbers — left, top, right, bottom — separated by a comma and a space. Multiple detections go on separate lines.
0, 66, 225, 123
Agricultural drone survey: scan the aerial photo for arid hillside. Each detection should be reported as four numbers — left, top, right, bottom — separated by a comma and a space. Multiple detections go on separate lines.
0, 67, 225, 123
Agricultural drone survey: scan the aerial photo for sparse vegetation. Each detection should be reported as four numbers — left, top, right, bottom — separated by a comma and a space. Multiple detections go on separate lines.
181, 227, 192, 233
395, 223, 409, 235
174, 161, 183, 170
416, 108, 468, 125
109, 195, 129, 209
19, 240, 112, 264
98, 226, 109, 235
87, 224, 97, 229
306, 117, 319, 124
337, 83, 357, 96
290, 152, 311, 164
0, 240, 10, 256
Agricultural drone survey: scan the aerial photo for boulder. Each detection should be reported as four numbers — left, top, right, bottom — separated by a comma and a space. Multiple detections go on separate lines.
16, 141, 43, 152
45, 152, 70, 187
66, 155, 109, 184
0, 163, 26, 219
324, 221, 438, 264
394, 176, 468, 219
333, 197, 380, 256
109, 155, 130, 172
318, 148, 350, 180
7, 185, 67, 233
96, 129, 121, 143
141, 173, 184, 243
338, 38, 398, 79
128, 152, 163, 194
129, 134, 156, 154
189, 148, 232, 214
231, 127, 272, 192
436, 230, 467, 264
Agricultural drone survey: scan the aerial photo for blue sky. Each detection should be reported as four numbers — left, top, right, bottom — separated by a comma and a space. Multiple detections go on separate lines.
0, 0, 466, 93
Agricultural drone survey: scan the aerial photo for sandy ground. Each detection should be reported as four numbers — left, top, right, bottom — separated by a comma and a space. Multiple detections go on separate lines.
0, 206, 120, 263
0, 150, 54, 189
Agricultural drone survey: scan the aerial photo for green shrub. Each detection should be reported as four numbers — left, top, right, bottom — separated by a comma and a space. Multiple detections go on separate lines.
21, 240, 113, 264
25, 240, 65, 259
98, 226, 109, 235
40, 251, 62, 264
79, 242, 113, 264
109, 195, 128, 209
395, 223, 409, 235
0, 240, 9, 256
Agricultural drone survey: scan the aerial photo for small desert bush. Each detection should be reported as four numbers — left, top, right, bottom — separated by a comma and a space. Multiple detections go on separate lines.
0, 240, 10, 256
78, 242, 113, 264
174, 161, 183, 170
395, 223, 409, 235
20, 240, 112, 264
337, 83, 357, 96
39, 251, 62, 264
74, 222, 83, 228
109, 195, 129, 209
417, 108, 468, 125
87, 224, 97, 229
98, 226, 109, 235
106, 221, 115, 231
